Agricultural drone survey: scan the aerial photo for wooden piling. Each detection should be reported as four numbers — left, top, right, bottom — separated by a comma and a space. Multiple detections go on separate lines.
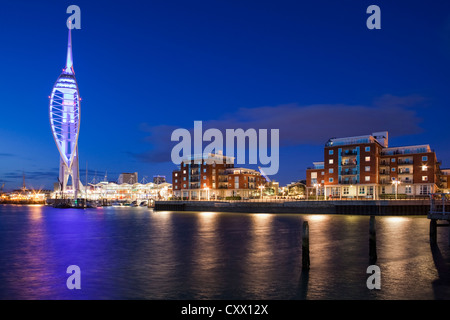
369, 215, 377, 264
430, 219, 437, 244
302, 221, 310, 270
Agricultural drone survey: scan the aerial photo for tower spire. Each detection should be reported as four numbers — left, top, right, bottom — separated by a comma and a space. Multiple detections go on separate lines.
65, 21, 74, 74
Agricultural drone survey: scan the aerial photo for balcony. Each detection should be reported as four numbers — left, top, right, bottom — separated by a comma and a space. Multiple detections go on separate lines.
341, 160, 357, 166
340, 179, 358, 185
397, 159, 413, 165
380, 170, 390, 175
341, 170, 357, 175
342, 150, 358, 156
380, 161, 390, 166
400, 178, 413, 184
189, 177, 200, 182
398, 170, 412, 175
218, 177, 228, 182
190, 170, 200, 175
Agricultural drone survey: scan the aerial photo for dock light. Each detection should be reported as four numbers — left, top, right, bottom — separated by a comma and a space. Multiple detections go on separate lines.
259, 185, 264, 200
392, 179, 401, 200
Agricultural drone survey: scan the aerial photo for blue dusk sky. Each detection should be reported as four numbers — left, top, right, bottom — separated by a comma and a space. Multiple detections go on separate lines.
1, 0, 450, 190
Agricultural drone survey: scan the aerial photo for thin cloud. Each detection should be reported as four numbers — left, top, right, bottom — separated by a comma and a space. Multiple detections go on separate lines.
134, 95, 424, 163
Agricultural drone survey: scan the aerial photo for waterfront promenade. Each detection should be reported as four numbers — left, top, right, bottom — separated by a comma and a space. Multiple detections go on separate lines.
154, 199, 430, 215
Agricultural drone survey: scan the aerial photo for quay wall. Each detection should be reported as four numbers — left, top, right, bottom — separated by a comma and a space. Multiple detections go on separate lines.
154, 200, 430, 215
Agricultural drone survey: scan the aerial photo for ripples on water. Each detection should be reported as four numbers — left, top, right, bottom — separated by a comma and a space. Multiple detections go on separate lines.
0, 204, 449, 300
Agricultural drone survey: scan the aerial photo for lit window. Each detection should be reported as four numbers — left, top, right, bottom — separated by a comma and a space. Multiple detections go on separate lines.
365, 176, 370, 181
329, 159, 334, 164
311, 172, 317, 179
422, 176, 428, 182
365, 147, 370, 152
365, 156, 370, 162
183, 170, 186, 174
422, 165, 427, 171
175, 173, 178, 177
365, 166, 370, 172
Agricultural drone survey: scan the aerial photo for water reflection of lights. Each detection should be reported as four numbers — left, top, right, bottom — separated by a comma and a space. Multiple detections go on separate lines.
29, 205, 44, 221
307, 214, 328, 222
385, 217, 408, 223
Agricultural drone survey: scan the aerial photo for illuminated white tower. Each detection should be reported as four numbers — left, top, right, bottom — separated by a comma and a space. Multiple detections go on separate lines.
49, 22, 82, 198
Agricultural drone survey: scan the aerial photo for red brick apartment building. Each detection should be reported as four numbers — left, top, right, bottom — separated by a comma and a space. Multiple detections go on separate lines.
306, 131, 442, 199
172, 152, 265, 200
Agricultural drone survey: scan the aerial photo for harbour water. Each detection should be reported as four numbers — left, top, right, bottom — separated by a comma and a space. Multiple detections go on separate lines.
0, 204, 449, 300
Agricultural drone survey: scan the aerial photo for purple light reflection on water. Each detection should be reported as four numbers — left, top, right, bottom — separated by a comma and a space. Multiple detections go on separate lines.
0, 205, 450, 300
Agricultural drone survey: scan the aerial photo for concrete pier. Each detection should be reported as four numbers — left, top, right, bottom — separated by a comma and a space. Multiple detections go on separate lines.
154, 200, 430, 215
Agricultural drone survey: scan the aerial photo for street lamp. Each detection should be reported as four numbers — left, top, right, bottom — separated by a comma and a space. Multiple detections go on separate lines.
392, 179, 401, 200
259, 185, 264, 200
314, 183, 321, 200
204, 187, 209, 201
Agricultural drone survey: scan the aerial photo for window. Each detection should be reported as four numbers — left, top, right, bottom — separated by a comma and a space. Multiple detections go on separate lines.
321, 171, 325, 175
367, 186, 374, 196
203, 176, 206, 180
175, 179, 178, 183
365, 146, 370, 152
183, 177, 186, 181
183, 170, 186, 174
203, 168, 207, 173
212, 176, 215, 181
183, 184, 186, 188
343, 187, 349, 195
203, 183, 206, 187
422, 176, 428, 182
174, 186, 178, 189
381, 186, 385, 194
365, 166, 370, 172
174, 173, 178, 177
391, 158, 396, 163
321, 180, 324, 184
212, 169, 216, 174
329, 159, 334, 164
235, 182, 239, 189
359, 186, 365, 194
365, 176, 370, 182
405, 186, 412, 194
235, 176, 239, 182
391, 168, 396, 172
329, 178, 334, 183
365, 156, 370, 162
311, 172, 317, 179
422, 165, 428, 171
420, 185, 430, 195
212, 183, 216, 188
422, 156, 428, 161
329, 168, 334, 174
329, 150, 334, 155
